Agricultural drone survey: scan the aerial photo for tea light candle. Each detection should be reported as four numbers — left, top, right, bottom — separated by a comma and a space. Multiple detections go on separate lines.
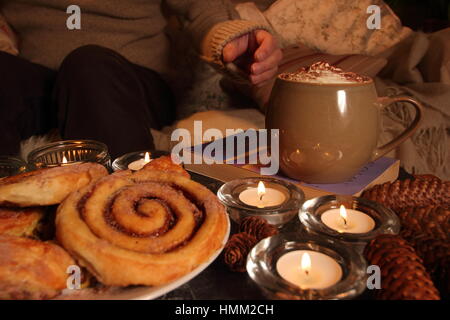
276, 250, 343, 290
59, 155, 81, 166
239, 181, 286, 208
321, 205, 375, 234
128, 152, 152, 171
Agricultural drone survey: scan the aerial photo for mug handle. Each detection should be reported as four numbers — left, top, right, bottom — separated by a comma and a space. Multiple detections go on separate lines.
371, 96, 424, 161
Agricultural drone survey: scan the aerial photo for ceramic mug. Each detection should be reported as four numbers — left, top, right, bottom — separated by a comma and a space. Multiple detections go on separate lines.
266, 76, 423, 183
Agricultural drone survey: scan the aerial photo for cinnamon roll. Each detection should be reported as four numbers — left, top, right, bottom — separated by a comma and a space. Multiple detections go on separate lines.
0, 235, 75, 300
0, 163, 108, 207
56, 157, 228, 286
0, 207, 45, 237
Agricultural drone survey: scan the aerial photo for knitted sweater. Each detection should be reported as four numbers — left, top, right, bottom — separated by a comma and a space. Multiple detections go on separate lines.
0, 0, 265, 76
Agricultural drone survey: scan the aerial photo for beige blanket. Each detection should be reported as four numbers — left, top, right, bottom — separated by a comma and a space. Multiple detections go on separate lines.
375, 29, 450, 179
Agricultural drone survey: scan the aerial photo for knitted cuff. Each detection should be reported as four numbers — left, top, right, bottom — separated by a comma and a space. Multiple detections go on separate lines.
201, 20, 272, 81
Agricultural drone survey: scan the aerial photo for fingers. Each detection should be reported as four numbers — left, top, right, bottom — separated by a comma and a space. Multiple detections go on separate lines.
254, 30, 277, 62
222, 34, 249, 63
221, 29, 282, 86
251, 48, 283, 75
250, 66, 278, 86
250, 31, 282, 85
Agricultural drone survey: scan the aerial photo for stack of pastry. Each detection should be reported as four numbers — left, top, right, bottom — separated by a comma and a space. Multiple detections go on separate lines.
0, 163, 107, 299
0, 157, 228, 299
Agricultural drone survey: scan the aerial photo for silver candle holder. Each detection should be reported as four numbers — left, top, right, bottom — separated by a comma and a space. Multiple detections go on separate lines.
299, 195, 400, 251
0, 156, 27, 178
217, 177, 305, 228
112, 150, 169, 171
27, 140, 111, 169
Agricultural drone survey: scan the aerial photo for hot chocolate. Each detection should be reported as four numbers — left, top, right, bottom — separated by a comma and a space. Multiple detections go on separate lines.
279, 61, 370, 84
266, 62, 423, 183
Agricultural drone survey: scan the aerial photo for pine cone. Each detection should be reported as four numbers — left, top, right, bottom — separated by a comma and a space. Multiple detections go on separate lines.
362, 179, 450, 213
223, 232, 258, 272
402, 234, 450, 299
365, 235, 440, 300
239, 216, 278, 241
398, 206, 449, 242
414, 174, 442, 182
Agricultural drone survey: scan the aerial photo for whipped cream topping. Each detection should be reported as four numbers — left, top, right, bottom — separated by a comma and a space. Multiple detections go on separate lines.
279, 62, 370, 84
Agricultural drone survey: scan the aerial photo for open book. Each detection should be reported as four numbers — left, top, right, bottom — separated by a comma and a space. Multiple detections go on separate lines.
182, 133, 399, 199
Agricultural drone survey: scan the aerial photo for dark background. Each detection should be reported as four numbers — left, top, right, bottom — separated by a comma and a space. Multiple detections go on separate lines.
385, 0, 450, 32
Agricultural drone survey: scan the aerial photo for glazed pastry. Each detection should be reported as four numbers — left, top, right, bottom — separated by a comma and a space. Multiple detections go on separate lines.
56, 157, 228, 286
141, 155, 190, 178
0, 207, 45, 237
0, 163, 108, 207
0, 235, 75, 300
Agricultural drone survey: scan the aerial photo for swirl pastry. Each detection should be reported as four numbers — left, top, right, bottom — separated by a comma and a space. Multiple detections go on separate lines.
56, 157, 228, 286
0, 235, 75, 300
0, 163, 108, 207
0, 207, 45, 237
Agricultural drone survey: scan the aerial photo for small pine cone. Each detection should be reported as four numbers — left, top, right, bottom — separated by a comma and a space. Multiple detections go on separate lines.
365, 235, 440, 300
223, 232, 258, 272
398, 206, 449, 241
362, 179, 450, 213
403, 234, 450, 298
239, 216, 278, 241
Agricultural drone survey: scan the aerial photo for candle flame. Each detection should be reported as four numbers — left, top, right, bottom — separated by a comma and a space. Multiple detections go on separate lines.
257, 181, 266, 201
340, 205, 348, 226
301, 252, 311, 276
62, 155, 68, 164
144, 152, 151, 163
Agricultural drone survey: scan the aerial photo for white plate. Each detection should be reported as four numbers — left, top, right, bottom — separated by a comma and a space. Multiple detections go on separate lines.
57, 215, 230, 300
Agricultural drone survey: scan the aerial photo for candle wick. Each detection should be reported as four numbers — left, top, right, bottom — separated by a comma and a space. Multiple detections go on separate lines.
259, 194, 264, 201
305, 270, 309, 277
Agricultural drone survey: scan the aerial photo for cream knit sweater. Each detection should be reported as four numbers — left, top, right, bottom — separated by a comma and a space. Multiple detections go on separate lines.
0, 0, 266, 76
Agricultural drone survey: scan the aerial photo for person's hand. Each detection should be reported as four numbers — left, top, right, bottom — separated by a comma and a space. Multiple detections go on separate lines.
222, 29, 282, 86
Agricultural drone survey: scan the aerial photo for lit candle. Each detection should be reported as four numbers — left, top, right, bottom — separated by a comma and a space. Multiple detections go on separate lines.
276, 250, 342, 289
128, 152, 152, 171
59, 155, 77, 166
239, 181, 286, 208
321, 205, 375, 234
59, 155, 83, 166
